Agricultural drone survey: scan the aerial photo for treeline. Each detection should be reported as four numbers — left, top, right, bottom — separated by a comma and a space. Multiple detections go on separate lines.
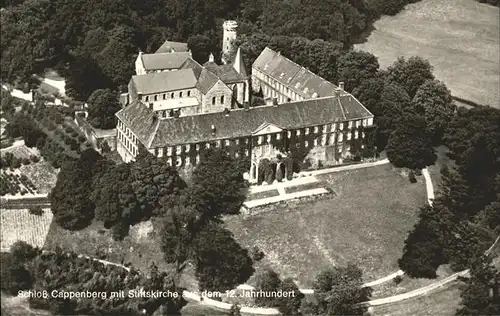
0, 0, 421, 100
1, 241, 186, 315
476, 0, 500, 6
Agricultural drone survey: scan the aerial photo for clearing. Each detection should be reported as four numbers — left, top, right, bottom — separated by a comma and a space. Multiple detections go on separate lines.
225, 164, 427, 288
355, 0, 500, 108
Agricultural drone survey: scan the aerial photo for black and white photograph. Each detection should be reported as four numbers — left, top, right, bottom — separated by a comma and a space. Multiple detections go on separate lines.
0, 0, 499, 315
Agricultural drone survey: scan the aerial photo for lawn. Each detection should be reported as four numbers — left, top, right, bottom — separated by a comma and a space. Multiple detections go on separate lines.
355, 0, 500, 108
1, 208, 53, 252
373, 283, 464, 316
224, 164, 428, 288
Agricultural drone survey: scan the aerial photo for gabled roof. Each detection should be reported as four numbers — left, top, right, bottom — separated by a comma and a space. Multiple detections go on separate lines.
179, 57, 204, 79
204, 64, 245, 83
131, 69, 197, 94
117, 95, 373, 148
155, 40, 189, 53
252, 47, 339, 99
233, 47, 247, 78
141, 52, 191, 70
195, 68, 221, 94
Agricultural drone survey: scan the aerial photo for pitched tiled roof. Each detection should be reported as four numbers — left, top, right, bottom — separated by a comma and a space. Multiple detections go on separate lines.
180, 57, 203, 79
252, 47, 339, 99
117, 96, 373, 148
141, 52, 191, 70
131, 69, 197, 94
195, 68, 220, 94
116, 100, 159, 147
155, 40, 189, 53
204, 64, 245, 83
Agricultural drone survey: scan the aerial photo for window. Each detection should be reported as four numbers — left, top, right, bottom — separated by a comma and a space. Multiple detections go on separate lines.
225, 139, 230, 146
339, 123, 344, 131
338, 146, 342, 153
362, 132, 365, 138
196, 144, 200, 151
355, 131, 359, 139
368, 118, 374, 125
154, 95, 158, 101
314, 138, 318, 146
305, 140, 309, 147
212, 97, 216, 105
158, 147, 164, 157
338, 134, 343, 142
179, 92, 183, 97
356, 120, 361, 128
266, 135, 271, 142
329, 135, 335, 145
171, 92, 174, 98
323, 125, 328, 133
163, 94, 166, 100
276, 133, 281, 140
244, 149, 249, 156
187, 90, 191, 97
186, 157, 191, 166
287, 131, 291, 138
314, 126, 319, 133
167, 147, 173, 156
322, 135, 327, 145
145, 96, 149, 102
235, 152, 239, 158
258, 136, 263, 145
297, 130, 301, 136
235, 139, 240, 145
347, 133, 352, 140
176, 157, 182, 167
176, 145, 181, 153
221, 96, 225, 104
305, 128, 309, 135
206, 143, 210, 149
186, 144, 191, 152
348, 121, 353, 129
331, 123, 336, 132
168, 158, 173, 166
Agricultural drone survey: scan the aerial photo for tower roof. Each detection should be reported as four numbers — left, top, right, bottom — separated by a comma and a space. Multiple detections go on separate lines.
233, 47, 247, 78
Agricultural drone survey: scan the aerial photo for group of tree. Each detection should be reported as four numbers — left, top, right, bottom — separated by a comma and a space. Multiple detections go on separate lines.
1, 241, 187, 315
252, 265, 372, 316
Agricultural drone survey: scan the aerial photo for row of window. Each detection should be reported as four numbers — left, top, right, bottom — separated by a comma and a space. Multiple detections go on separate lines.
211, 95, 225, 106
254, 69, 305, 101
118, 129, 138, 156
143, 90, 192, 102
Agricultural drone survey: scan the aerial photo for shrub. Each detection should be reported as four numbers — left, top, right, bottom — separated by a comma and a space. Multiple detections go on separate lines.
78, 135, 86, 143
408, 171, 417, 183
393, 275, 403, 285
30, 155, 40, 163
10, 158, 21, 169
29, 206, 44, 216
22, 158, 31, 165
64, 126, 73, 134
414, 169, 422, 176
251, 246, 265, 262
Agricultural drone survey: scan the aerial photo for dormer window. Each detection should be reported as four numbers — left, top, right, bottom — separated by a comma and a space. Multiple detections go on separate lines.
163, 94, 166, 100
303, 87, 309, 94
179, 91, 183, 97
279, 73, 284, 79
154, 95, 158, 101
295, 83, 301, 89
145, 96, 149, 102
187, 90, 191, 97
171, 93, 174, 98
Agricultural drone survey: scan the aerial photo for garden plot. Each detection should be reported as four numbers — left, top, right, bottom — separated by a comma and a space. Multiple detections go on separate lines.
1, 208, 53, 251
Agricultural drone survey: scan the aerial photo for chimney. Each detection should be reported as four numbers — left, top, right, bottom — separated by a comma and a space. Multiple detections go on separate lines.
209, 53, 215, 63
189, 49, 192, 57
339, 82, 345, 91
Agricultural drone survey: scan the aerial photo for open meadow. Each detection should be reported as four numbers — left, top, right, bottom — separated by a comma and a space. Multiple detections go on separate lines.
355, 0, 500, 108
225, 164, 427, 288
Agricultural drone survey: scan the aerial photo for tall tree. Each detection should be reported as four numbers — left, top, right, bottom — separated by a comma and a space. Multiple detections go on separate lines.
412, 79, 456, 144
255, 269, 282, 307
186, 148, 248, 221
387, 56, 435, 98
86, 89, 122, 130
337, 50, 379, 92
304, 264, 372, 316
386, 112, 436, 170
457, 255, 500, 315
277, 278, 304, 316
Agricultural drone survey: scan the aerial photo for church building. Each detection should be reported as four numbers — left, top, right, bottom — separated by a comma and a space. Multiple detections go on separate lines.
115, 21, 374, 183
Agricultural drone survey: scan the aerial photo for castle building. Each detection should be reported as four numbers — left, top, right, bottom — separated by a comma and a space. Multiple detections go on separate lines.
116, 22, 374, 183
221, 20, 238, 65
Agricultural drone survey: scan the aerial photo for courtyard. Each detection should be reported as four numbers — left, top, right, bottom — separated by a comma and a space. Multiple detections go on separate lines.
224, 164, 428, 288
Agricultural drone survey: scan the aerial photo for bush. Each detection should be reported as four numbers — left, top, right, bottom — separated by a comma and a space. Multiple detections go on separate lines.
22, 158, 31, 165
393, 275, 403, 285
10, 158, 21, 169
29, 206, 44, 216
408, 171, 417, 183
251, 246, 265, 262
78, 135, 86, 143
30, 155, 40, 163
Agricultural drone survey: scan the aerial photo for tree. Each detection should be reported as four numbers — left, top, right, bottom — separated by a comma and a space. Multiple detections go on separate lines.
229, 304, 242, 316
10, 241, 38, 264
412, 79, 456, 144
87, 89, 122, 129
193, 223, 254, 292
457, 255, 500, 315
187, 34, 219, 64
386, 112, 436, 170
277, 278, 304, 316
306, 264, 372, 315
255, 269, 282, 307
387, 56, 435, 98
91, 163, 139, 228
337, 50, 379, 92
0, 253, 33, 295
186, 148, 248, 221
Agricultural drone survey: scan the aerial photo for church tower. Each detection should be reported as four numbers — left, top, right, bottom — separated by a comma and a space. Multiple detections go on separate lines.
222, 20, 238, 64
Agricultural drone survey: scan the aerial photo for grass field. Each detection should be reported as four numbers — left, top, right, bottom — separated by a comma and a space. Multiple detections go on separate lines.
0, 208, 53, 252
373, 283, 464, 316
355, 0, 499, 108
225, 164, 427, 288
